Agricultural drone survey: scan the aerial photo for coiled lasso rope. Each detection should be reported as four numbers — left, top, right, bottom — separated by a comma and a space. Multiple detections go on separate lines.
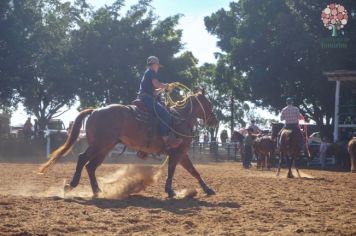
153, 82, 207, 138
165, 82, 193, 108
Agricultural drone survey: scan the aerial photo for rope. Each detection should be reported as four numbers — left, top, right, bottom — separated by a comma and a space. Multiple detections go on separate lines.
165, 82, 193, 108
152, 82, 209, 138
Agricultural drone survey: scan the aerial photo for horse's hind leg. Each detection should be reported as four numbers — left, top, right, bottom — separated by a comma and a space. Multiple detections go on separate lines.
276, 153, 283, 176
180, 154, 215, 195
86, 152, 107, 197
165, 153, 181, 198
293, 158, 301, 178
64, 148, 92, 193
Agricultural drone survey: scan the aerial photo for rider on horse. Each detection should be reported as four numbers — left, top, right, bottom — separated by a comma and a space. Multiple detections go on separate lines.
137, 56, 183, 149
278, 97, 304, 149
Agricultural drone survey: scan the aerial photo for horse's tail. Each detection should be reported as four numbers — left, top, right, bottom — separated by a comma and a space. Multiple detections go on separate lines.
38, 109, 94, 174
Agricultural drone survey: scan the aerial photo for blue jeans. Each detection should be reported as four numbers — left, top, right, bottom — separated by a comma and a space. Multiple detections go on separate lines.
244, 145, 252, 168
139, 94, 171, 136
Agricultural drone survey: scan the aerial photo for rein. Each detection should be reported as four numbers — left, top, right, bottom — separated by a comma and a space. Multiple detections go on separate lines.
152, 83, 213, 138
167, 82, 214, 127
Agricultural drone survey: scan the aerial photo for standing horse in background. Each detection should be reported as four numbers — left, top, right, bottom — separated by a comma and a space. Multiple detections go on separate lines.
271, 123, 304, 178
39, 91, 218, 198
253, 136, 275, 170
348, 137, 356, 173
327, 141, 350, 171
231, 131, 245, 161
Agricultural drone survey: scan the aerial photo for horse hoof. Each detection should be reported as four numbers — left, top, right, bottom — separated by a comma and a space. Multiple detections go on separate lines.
92, 191, 101, 199
64, 184, 74, 193
287, 173, 294, 179
166, 190, 176, 199
205, 188, 216, 196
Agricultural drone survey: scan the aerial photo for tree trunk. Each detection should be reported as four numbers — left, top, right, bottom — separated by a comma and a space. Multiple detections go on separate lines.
230, 96, 234, 135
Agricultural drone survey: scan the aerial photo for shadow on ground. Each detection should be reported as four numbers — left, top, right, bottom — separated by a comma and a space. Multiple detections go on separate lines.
58, 195, 240, 215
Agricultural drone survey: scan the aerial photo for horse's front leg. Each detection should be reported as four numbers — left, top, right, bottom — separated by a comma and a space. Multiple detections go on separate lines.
293, 157, 301, 178
165, 152, 180, 198
276, 152, 283, 176
180, 154, 216, 195
286, 156, 294, 178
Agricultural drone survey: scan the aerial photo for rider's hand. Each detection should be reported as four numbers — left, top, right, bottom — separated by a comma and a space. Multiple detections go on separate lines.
167, 83, 175, 92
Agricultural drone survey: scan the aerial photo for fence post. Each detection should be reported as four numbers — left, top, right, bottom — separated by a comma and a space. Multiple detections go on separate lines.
45, 128, 51, 158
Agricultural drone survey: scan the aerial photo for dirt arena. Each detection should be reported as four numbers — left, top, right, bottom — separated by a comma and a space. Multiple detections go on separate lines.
0, 157, 355, 235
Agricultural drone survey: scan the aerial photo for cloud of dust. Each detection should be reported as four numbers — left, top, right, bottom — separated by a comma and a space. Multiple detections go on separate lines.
98, 164, 165, 199
175, 188, 198, 199
295, 170, 315, 179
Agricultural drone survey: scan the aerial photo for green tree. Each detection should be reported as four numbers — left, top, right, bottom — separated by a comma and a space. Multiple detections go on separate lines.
71, 0, 198, 108
197, 62, 251, 140
205, 0, 356, 131
0, 1, 40, 111
15, 0, 84, 129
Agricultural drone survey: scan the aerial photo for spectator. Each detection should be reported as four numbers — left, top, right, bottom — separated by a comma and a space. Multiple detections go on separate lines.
220, 130, 228, 144
203, 133, 209, 143
243, 128, 254, 169
248, 120, 261, 134
319, 137, 328, 170
23, 117, 33, 140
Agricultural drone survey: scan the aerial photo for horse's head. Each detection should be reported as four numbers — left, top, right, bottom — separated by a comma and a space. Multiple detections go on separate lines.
193, 90, 218, 127
231, 131, 244, 143
271, 122, 283, 141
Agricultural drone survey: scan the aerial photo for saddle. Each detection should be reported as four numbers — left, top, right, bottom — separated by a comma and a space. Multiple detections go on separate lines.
126, 99, 159, 151
127, 98, 185, 158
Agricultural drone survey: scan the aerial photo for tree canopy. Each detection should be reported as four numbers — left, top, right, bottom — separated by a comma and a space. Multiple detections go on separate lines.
71, 1, 198, 107
0, 0, 198, 128
205, 0, 356, 129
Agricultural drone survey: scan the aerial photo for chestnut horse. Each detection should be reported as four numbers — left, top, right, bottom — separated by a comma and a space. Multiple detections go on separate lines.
348, 137, 356, 173
39, 91, 218, 198
271, 123, 304, 178
253, 136, 275, 170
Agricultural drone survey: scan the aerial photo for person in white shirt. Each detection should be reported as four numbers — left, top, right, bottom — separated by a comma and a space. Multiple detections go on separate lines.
277, 98, 305, 150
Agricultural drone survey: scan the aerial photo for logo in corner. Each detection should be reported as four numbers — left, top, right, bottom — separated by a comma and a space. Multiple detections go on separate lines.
321, 3, 348, 37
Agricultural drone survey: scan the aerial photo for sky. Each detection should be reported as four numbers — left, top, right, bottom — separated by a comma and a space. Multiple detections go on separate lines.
10, 0, 277, 129
88, 0, 231, 64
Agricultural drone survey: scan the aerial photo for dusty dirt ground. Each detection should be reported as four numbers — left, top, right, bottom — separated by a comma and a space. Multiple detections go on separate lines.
0, 157, 355, 235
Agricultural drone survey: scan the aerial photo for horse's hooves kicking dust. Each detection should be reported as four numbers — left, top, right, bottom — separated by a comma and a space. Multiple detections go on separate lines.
205, 188, 216, 196
174, 189, 198, 199
98, 163, 166, 199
